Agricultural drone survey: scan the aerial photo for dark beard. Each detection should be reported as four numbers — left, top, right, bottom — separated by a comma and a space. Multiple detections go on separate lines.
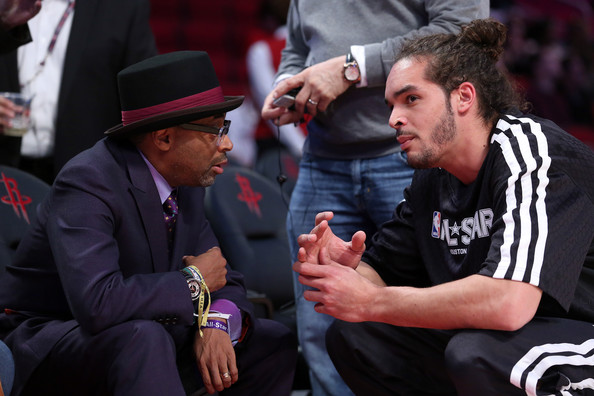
407, 104, 456, 169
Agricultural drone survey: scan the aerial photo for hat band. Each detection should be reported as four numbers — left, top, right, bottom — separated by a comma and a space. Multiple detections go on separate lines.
121, 86, 225, 126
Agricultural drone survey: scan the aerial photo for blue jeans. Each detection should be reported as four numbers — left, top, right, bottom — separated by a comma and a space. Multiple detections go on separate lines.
0, 340, 14, 396
287, 152, 413, 396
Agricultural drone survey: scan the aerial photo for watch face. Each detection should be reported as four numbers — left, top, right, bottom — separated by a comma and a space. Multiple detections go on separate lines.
188, 279, 201, 300
345, 64, 360, 82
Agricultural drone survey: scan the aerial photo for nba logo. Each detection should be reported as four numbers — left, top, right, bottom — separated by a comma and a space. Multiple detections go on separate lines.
431, 211, 441, 238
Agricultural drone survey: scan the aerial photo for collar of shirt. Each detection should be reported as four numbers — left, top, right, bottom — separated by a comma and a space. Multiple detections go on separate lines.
139, 150, 174, 205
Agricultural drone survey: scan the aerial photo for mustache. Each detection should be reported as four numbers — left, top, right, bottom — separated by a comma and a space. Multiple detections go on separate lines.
212, 154, 227, 165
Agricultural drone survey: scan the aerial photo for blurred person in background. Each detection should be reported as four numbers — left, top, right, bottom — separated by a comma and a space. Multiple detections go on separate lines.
0, 0, 158, 184
0, 0, 41, 52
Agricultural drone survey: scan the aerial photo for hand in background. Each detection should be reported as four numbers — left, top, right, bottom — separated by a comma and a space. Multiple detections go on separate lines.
0, 0, 42, 31
261, 55, 350, 126
0, 95, 17, 133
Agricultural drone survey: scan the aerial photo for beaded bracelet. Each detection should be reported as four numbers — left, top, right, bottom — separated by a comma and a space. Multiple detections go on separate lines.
183, 265, 203, 282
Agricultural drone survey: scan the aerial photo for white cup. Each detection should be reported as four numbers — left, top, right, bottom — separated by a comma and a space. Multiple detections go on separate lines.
1, 92, 32, 137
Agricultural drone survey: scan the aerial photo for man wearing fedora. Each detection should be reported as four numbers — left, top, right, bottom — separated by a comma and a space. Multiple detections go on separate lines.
0, 51, 297, 396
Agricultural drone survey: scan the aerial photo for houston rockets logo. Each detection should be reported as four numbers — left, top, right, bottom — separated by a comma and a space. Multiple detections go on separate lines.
1, 172, 32, 224
235, 173, 262, 218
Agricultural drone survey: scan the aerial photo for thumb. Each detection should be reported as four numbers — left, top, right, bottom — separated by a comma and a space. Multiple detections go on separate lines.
319, 246, 333, 266
350, 231, 366, 253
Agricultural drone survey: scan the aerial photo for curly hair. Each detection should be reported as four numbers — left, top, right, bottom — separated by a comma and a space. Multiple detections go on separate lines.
395, 18, 528, 125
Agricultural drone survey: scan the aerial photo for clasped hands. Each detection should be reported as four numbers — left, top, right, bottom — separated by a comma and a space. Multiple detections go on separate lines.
293, 211, 378, 322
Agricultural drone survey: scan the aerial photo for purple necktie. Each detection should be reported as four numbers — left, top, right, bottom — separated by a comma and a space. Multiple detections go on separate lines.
163, 190, 178, 250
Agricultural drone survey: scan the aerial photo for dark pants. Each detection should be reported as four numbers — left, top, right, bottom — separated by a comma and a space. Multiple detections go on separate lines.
327, 317, 594, 396
22, 318, 297, 396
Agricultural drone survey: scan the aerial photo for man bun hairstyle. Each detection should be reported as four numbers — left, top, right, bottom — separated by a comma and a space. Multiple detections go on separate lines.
458, 17, 507, 62
396, 18, 528, 126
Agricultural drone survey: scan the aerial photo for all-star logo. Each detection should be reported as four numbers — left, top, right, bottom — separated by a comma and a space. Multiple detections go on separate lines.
1, 172, 32, 224
449, 222, 461, 236
431, 208, 494, 254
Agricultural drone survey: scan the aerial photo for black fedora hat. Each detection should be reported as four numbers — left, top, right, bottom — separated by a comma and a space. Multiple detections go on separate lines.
105, 51, 244, 137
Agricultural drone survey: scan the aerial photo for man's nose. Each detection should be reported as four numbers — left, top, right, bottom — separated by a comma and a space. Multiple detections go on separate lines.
218, 134, 233, 151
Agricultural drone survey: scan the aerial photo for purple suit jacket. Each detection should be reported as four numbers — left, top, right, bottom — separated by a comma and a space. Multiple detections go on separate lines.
0, 137, 254, 395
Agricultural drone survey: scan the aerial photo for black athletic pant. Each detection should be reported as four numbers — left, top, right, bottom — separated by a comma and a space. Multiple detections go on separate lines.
327, 317, 594, 395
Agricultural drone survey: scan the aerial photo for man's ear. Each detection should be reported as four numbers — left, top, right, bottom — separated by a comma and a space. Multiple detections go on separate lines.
454, 81, 476, 114
151, 128, 174, 152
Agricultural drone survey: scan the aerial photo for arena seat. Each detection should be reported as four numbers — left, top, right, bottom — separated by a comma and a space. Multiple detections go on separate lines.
0, 165, 50, 273
0, 166, 50, 396
204, 165, 295, 330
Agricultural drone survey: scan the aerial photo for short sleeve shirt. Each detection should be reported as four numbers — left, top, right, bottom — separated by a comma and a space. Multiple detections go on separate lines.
363, 113, 594, 323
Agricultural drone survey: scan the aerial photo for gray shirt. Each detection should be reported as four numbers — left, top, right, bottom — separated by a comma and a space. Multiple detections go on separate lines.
278, 0, 490, 159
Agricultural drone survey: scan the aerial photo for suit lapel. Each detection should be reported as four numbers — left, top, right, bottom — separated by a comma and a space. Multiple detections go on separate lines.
58, 0, 99, 117
0, 51, 22, 92
112, 140, 170, 273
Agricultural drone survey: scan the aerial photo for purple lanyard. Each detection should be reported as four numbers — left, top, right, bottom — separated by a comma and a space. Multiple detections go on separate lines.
42, 0, 76, 66
20, 0, 76, 89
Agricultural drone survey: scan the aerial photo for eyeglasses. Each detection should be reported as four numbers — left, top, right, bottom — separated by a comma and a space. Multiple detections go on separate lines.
179, 119, 231, 146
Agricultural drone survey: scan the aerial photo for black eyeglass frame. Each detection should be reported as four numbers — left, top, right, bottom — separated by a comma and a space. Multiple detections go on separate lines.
179, 119, 231, 146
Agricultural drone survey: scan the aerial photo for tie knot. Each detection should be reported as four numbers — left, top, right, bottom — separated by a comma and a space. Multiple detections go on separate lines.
163, 190, 178, 216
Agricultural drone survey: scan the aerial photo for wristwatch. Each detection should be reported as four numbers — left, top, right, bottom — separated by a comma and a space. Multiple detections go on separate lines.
181, 268, 201, 301
343, 52, 361, 84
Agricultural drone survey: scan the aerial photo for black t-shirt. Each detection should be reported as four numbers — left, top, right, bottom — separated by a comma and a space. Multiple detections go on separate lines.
363, 113, 594, 323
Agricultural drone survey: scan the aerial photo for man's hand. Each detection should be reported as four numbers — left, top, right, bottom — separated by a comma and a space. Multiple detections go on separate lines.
261, 88, 298, 126
0, 0, 42, 31
296, 211, 366, 270
183, 247, 227, 292
292, 211, 368, 321
261, 55, 350, 125
295, 246, 380, 322
194, 326, 238, 394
